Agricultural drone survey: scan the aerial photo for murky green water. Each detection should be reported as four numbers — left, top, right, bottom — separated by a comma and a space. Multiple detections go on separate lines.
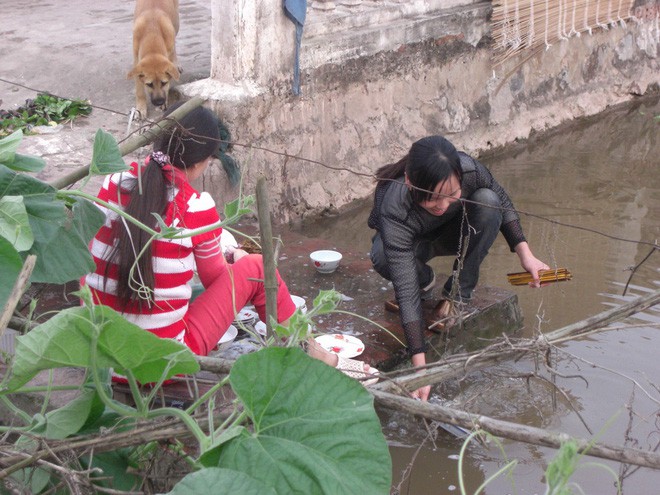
288, 97, 660, 494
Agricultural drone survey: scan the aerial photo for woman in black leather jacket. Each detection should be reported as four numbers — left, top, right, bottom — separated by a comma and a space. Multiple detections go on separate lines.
368, 135, 548, 401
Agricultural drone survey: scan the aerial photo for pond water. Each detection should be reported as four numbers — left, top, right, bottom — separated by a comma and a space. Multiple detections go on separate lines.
284, 97, 660, 494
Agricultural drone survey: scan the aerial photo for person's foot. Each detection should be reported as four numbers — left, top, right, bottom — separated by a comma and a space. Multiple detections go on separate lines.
384, 299, 399, 313
427, 299, 460, 332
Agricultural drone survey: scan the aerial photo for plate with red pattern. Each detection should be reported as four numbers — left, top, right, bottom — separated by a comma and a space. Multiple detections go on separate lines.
314, 333, 364, 358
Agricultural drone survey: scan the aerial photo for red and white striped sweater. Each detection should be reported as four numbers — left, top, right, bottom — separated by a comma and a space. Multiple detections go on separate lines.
83, 161, 222, 343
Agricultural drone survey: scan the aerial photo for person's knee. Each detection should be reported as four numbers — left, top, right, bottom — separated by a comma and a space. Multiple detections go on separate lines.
370, 236, 390, 280
468, 188, 502, 224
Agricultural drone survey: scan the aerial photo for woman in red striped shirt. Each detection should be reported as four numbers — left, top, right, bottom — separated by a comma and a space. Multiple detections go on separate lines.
83, 105, 297, 355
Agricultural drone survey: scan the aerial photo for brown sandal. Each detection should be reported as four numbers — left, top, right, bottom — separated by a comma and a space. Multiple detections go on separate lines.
384, 299, 399, 313
427, 299, 459, 332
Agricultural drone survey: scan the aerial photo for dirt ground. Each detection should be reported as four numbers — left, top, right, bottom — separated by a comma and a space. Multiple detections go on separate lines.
1, 0, 212, 182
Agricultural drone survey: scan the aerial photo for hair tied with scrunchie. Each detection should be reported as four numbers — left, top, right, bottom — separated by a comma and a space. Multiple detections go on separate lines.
149, 151, 170, 168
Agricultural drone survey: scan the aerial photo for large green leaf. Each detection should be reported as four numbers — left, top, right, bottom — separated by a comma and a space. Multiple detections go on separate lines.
168, 468, 277, 494
0, 163, 65, 245
0, 195, 34, 251
0, 165, 103, 283
0, 130, 22, 164
29, 197, 103, 283
0, 236, 23, 311
201, 348, 391, 495
5, 304, 200, 391
22, 388, 99, 441
6, 153, 46, 173
89, 129, 128, 175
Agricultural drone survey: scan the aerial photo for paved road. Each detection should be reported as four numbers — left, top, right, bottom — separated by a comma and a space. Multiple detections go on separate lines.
1, 0, 212, 181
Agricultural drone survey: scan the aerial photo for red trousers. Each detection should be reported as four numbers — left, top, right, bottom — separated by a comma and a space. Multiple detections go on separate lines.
183, 254, 296, 355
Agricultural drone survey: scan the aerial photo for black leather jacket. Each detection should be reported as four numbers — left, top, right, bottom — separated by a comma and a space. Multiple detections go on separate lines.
368, 152, 526, 354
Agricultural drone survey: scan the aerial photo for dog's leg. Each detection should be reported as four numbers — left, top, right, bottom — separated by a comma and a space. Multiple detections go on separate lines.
134, 78, 148, 119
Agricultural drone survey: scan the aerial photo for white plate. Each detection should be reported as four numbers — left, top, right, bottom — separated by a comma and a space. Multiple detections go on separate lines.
219, 324, 238, 344
314, 333, 365, 358
254, 321, 267, 336
233, 307, 258, 324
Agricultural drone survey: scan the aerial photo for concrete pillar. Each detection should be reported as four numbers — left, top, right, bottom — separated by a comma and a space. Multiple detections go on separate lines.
210, 0, 295, 90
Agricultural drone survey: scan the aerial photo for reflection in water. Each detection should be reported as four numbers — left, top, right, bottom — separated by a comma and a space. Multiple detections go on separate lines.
290, 97, 660, 493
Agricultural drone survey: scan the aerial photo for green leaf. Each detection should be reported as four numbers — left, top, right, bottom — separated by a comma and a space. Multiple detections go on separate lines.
0, 130, 22, 164
0, 165, 63, 249
0, 196, 34, 251
0, 236, 23, 313
84, 450, 143, 492
89, 129, 128, 175
8, 153, 46, 173
168, 468, 277, 495
311, 290, 344, 315
200, 348, 391, 495
5, 304, 200, 391
28, 196, 104, 284
25, 388, 99, 440
222, 195, 255, 225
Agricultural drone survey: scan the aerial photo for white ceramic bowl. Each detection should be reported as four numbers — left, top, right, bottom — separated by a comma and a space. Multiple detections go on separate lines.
290, 295, 308, 314
310, 250, 342, 273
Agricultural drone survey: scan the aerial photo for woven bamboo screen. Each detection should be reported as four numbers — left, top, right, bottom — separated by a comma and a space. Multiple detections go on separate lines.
492, 0, 636, 65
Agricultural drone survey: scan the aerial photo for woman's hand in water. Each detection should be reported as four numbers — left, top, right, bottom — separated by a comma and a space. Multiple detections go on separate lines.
411, 353, 430, 401
515, 242, 549, 288
412, 385, 431, 401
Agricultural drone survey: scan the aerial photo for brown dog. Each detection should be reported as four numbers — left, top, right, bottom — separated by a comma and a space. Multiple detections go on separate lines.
128, 0, 180, 118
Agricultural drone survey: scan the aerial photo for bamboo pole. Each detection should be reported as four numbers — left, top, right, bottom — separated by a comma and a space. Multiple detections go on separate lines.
255, 176, 278, 338
372, 389, 660, 470
48, 97, 205, 190
0, 255, 36, 337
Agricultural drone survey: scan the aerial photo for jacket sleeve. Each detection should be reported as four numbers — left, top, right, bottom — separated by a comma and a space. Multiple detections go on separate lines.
378, 185, 428, 355
469, 156, 527, 251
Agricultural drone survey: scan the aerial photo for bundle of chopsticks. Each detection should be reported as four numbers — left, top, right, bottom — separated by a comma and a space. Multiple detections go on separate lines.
507, 268, 572, 286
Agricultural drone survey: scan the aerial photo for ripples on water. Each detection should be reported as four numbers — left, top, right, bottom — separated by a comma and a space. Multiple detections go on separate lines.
297, 97, 660, 494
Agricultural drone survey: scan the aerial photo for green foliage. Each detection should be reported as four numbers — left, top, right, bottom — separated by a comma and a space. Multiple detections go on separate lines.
4, 301, 200, 392
0, 195, 33, 251
0, 129, 111, 309
0, 130, 45, 172
0, 93, 92, 137
1, 119, 391, 494
169, 467, 277, 494
89, 129, 129, 176
545, 440, 580, 495
0, 235, 22, 310
200, 348, 392, 495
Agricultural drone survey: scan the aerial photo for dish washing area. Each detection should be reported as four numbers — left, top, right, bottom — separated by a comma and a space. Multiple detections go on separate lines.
7, 97, 659, 494
248, 98, 658, 494
139, 97, 657, 493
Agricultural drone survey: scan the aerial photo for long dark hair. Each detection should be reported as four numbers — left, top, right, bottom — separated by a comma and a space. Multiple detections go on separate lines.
375, 135, 462, 203
112, 103, 220, 307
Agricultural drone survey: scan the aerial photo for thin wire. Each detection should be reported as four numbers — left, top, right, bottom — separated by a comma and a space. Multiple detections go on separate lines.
1, 75, 657, 251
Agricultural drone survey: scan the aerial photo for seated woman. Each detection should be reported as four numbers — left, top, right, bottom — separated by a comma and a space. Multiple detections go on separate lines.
82, 104, 377, 384
368, 135, 548, 400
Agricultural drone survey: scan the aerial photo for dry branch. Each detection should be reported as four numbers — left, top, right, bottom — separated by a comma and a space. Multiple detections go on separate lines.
372, 389, 660, 470
0, 255, 36, 336
48, 97, 205, 190
374, 288, 660, 394
0, 413, 228, 478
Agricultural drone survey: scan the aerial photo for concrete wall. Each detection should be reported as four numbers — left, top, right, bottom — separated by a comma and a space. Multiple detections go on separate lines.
180, 1, 659, 223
